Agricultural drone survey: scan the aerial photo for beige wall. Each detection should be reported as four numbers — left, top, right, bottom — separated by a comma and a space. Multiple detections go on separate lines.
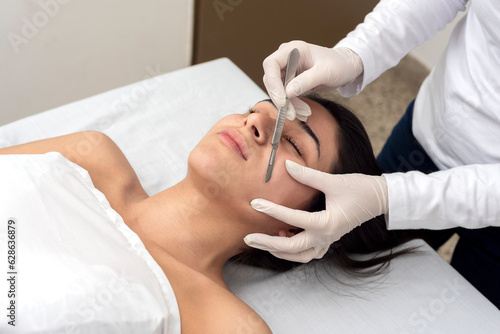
193, 0, 379, 91
194, 0, 467, 90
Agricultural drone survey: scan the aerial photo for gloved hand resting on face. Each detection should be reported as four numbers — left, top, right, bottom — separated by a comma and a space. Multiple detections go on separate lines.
262, 40, 363, 122
244, 160, 388, 263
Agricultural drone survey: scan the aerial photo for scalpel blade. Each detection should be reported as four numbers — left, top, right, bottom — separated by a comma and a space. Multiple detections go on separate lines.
264, 145, 278, 182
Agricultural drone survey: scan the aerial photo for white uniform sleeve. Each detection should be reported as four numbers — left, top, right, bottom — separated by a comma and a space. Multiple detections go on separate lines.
335, 0, 468, 97
384, 164, 500, 230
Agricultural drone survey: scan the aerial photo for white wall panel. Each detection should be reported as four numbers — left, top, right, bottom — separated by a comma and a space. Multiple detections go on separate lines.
0, 0, 193, 125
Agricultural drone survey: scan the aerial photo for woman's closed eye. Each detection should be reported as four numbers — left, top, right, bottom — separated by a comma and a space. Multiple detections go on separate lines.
283, 135, 303, 156
248, 109, 304, 157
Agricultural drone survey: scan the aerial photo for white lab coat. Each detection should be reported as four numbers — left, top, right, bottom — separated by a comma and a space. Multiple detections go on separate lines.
336, 0, 500, 230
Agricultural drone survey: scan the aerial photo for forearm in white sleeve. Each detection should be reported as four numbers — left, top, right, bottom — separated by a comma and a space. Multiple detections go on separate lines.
384, 164, 500, 230
335, 0, 468, 97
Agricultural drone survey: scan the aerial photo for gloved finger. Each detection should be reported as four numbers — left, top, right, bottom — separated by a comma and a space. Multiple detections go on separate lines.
250, 198, 327, 230
263, 45, 298, 108
245, 232, 329, 262
267, 43, 299, 69
263, 72, 286, 110
285, 100, 297, 121
244, 232, 310, 253
285, 65, 325, 98
270, 246, 328, 263
284, 96, 313, 121
269, 248, 316, 263
285, 160, 333, 193
289, 97, 312, 122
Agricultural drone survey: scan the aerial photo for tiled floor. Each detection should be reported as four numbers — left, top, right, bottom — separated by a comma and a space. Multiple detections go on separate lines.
319, 55, 457, 263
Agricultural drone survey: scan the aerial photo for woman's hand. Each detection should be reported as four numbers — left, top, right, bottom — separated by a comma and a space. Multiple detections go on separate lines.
244, 160, 388, 263
262, 41, 364, 121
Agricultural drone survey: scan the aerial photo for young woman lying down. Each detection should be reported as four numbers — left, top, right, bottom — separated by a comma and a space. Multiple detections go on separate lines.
0, 94, 414, 333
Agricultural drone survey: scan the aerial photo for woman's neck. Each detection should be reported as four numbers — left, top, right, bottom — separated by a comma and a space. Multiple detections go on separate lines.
130, 178, 251, 287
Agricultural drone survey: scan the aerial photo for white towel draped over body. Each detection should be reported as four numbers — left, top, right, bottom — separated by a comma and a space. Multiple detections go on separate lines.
0, 152, 180, 334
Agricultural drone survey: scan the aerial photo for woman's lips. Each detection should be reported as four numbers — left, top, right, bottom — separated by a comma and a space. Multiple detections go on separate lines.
218, 129, 249, 160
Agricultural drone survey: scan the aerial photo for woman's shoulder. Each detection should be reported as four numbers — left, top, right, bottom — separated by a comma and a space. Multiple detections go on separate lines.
203, 287, 272, 334
152, 251, 271, 334
55, 131, 148, 217
178, 274, 272, 334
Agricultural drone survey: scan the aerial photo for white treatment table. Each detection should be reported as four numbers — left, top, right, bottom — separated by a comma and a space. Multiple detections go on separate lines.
0, 58, 499, 333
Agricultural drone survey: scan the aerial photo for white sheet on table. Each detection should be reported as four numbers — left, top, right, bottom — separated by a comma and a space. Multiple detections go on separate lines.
224, 240, 500, 333
0, 153, 180, 334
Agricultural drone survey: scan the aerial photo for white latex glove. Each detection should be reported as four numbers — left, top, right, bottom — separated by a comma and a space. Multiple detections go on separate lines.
244, 160, 388, 263
262, 41, 363, 121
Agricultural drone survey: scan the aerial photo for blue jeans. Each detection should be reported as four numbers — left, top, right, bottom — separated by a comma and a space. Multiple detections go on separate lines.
377, 100, 500, 309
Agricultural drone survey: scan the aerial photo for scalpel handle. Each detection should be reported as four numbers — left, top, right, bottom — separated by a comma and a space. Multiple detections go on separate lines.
270, 99, 289, 146
264, 48, 299, 183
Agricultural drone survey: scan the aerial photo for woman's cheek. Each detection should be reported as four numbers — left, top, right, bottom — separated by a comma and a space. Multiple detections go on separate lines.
206, 114, 244, 134
270, 155, 315, 208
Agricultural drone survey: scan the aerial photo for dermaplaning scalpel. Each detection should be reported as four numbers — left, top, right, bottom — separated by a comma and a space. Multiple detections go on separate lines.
264, 48, 300, 183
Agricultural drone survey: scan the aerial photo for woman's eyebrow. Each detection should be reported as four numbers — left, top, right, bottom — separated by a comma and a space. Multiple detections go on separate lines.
299, 121, 320, 159
262, 99, 321, 160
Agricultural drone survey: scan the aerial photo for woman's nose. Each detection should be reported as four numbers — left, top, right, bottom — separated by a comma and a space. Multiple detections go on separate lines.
243, 113, 273, 145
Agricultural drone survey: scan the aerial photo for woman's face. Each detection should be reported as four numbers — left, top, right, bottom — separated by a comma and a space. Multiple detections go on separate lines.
188, 98, 338, 233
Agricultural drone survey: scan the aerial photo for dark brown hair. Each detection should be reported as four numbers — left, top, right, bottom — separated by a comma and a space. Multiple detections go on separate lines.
230, 94, 417, 276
